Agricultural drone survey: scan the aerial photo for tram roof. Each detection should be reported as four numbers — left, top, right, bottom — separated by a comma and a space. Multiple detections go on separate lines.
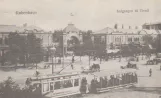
92, 69, 136, 77
31, 72, 80, 81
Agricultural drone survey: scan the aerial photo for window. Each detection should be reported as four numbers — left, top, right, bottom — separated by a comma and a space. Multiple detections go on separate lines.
74, 79, 79, 86
63, 80, 73, 88
43, 83, 49, 92
50, 82, 54, 91
0, 38, 2, 44
134, 38, 137, 42
128, 38, 132, 42
54, 80, 73, 90
54, 81, 61, 90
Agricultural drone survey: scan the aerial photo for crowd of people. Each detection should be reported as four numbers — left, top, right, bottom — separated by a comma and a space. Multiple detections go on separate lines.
90, 72, 138, 93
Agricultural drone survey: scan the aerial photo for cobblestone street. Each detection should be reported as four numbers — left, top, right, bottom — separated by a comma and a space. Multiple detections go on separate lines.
0, 55, 161, 97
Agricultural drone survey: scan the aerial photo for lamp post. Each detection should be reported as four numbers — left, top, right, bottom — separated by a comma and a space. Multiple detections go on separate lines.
142, 46, 143, 60
50, 47, 56, 74
62, 32, 66, 68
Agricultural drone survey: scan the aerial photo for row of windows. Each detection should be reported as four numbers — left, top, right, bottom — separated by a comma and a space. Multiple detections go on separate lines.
96, 36, 142, 43
113, 37, 140, 42
94, 37, 141, 44
42, 79, 79, 92
128, 38, 140, 42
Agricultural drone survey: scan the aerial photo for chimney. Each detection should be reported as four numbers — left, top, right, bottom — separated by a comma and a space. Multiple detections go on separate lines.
129, 26, 131, 29
114, 24, 118, 29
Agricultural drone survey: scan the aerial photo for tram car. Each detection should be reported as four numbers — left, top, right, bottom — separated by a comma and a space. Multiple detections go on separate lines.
87, 69, 138, 93
27, 72, 86, 98
26, 69, 138, 98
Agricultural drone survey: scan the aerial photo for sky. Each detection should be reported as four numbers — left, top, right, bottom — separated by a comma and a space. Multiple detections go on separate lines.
0, 0, 161, 31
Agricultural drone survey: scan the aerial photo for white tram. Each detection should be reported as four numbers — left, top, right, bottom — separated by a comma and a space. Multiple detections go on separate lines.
27, 69, 138, 97
29, 73, 84, 98
87, 69, 138, 93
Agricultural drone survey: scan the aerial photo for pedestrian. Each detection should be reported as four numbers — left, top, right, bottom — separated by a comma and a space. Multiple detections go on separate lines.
72, 54, 75, 63
119, 55, 121, 62
35, 70, 40, 77
149, 68, 152, 77
25, 78, 31, 86
71, 63, 74, 70
136, 57, 139, 62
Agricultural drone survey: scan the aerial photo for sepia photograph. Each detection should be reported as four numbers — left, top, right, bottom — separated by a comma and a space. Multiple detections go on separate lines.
0, 0, 161, 98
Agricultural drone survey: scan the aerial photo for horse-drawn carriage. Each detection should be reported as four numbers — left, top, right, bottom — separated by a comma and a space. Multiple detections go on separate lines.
121, 62, 138, 69
146, 59, 155, 65
89, 64, 100, 71
82, 63, 100, 74
146, 53, 161, 65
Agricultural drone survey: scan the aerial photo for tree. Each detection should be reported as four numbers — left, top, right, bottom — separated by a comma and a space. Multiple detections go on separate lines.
82, 30, 94, 52
0, 77, 41, 98
7, 33, 23, 65
0, 77, 20, 98
155, 34, 161, 53
26, 33, 43, 66
142, 35, 154, 45
142, 35, 157, 54
6, 32, 44, 67
52, 30, 64, 57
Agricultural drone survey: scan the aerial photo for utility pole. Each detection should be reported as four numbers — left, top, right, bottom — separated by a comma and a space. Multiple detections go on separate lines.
88, 51, 91, 66
52, 54, 54, 74
89, 54, 90, 66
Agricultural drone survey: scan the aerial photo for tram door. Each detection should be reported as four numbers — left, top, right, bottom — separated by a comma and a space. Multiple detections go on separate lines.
41, 81, 50, 95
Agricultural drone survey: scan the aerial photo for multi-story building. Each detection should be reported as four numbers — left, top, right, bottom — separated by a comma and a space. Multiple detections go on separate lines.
0, 24, 53, 47
92, 24, 161, 50
142, 22, 161, 30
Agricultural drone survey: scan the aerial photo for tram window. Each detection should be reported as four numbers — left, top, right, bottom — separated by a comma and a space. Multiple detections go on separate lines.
54, 81, 61, 90
43, 83, 49, 92
63, 80, 73, 88
50, 82, 54, 91
74, 79, 79, 86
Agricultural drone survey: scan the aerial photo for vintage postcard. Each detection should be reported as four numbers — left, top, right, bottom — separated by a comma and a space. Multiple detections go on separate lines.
0, 0, 161, 98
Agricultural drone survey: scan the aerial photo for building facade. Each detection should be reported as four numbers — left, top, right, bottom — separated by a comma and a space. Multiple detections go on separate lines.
142, 22, 161, 30
92, 25, 161, 50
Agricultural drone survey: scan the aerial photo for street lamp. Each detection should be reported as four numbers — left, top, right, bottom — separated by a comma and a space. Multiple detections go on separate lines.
50, 47, 56, 74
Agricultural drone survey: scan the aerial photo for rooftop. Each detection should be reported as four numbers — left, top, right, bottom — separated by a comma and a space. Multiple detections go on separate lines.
63, 23, 79, 33
93, 26, 161, 35
143, 22, 161, 25
0, 25, 18, 32
0, 24, 43, 33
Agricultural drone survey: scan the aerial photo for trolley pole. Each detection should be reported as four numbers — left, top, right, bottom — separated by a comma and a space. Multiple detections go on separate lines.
62, 34, 64, 68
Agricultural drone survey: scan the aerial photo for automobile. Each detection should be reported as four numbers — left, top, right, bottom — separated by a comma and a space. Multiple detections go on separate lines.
153, 53, 161, 64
